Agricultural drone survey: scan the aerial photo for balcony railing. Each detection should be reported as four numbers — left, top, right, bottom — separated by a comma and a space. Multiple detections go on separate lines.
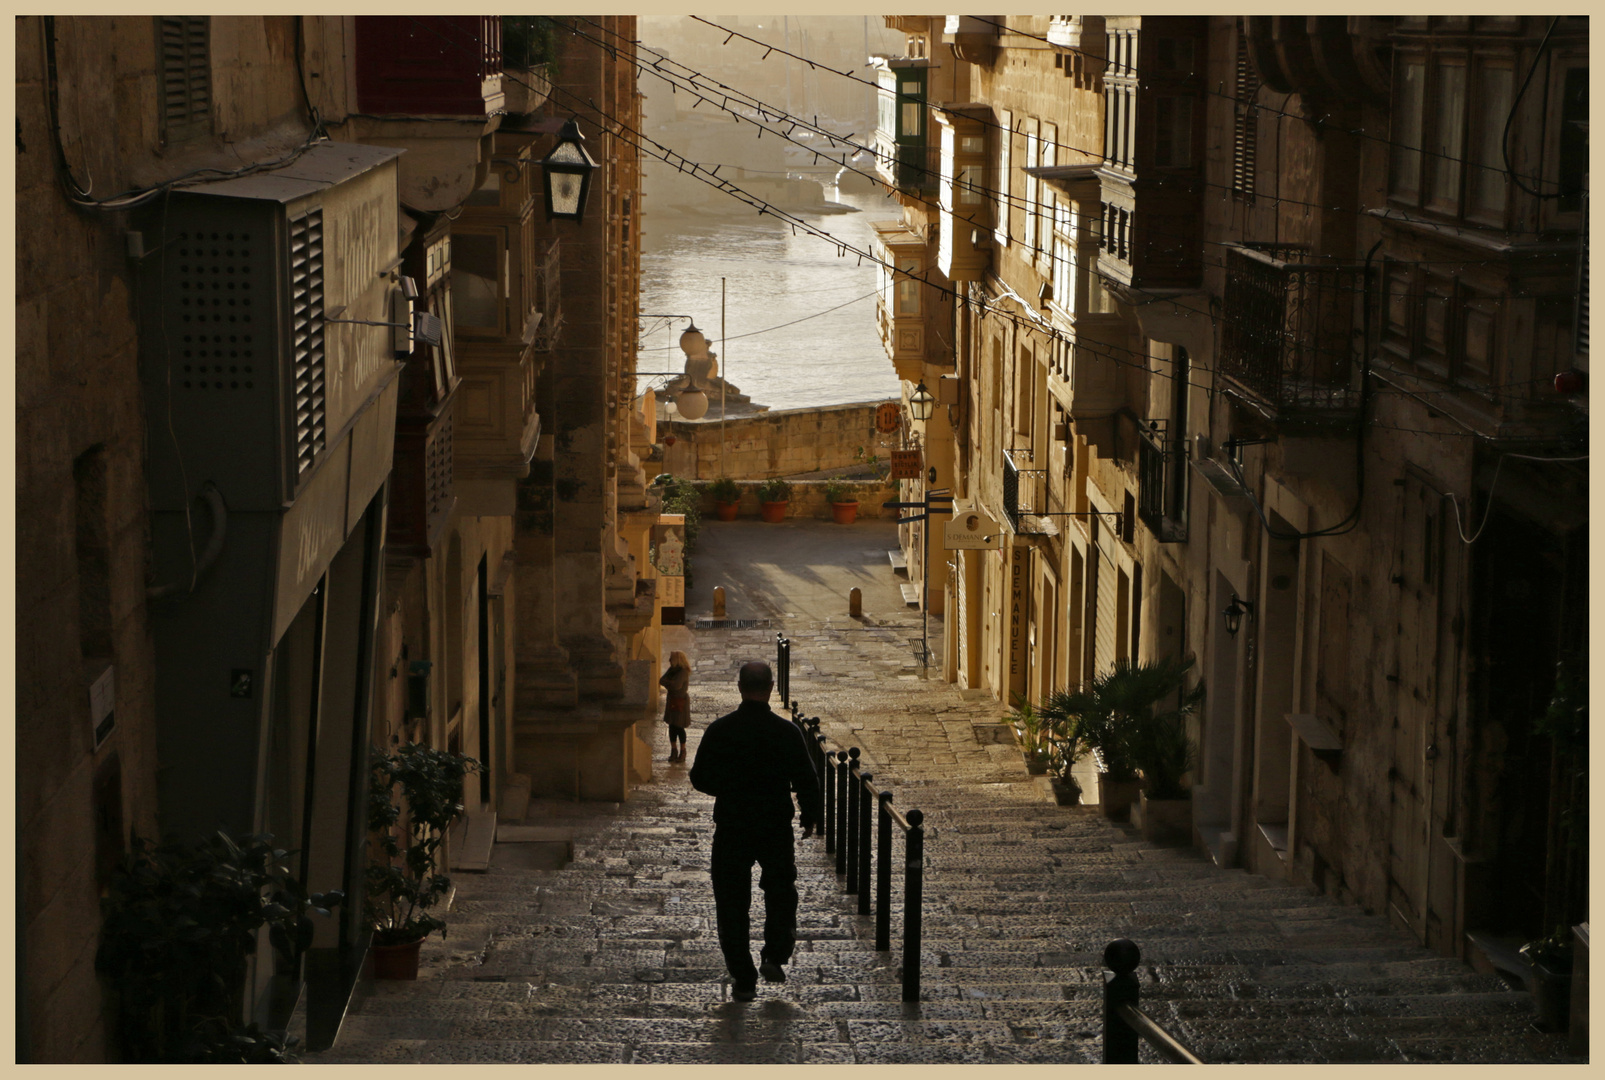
1136, 419, 1186, 544
1220, 243, 1367, 417
1003, 450, 1059, 536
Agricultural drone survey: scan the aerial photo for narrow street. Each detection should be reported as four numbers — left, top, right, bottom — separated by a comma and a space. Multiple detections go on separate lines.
303, 521, 1574, 1065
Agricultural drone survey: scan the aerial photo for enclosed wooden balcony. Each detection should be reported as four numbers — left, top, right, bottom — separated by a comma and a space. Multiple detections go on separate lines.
1219, 243, 1365, 430
355, 16, 503, 117
390, 219, 460, 556
872, 222, 930, 383
871, 57, 936, 195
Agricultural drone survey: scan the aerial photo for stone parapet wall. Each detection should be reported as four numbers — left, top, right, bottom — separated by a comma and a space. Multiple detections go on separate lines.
697, 478, 900, 522
659, 401, 893, 481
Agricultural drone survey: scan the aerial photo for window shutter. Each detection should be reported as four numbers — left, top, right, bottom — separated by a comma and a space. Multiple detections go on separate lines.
995, 109, 1012, 246
1232, 25, 1258, 198
159, 16, 211, 138
289, 210, 327, 477
1094, 539, 1118, 674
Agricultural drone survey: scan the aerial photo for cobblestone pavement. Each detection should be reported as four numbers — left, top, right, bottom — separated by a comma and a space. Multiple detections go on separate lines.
308, 522, 1577, 1065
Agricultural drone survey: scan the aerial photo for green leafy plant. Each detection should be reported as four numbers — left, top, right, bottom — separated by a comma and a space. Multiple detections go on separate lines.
1008, 695, 1054, 769
824, 480, 857, 504
1045, 656, 1203, 796
653, 473, 703, 587
95, 831, 341, 1063
707, 476, 741, 503
759, 477, 792, 503
854, 445, 889, 480
502, 16, 560, 79
366, 743, 481, 947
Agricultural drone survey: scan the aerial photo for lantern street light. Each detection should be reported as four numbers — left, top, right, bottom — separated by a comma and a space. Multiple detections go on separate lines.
541, 118, 599, 222
674, 321, 711, 419
1223, 595, 1256, 637
909, 381, 935, 422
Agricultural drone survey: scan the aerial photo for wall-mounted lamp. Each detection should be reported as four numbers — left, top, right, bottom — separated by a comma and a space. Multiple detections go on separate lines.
1223, 594, 1256, 637
909, 381, 935, 422
674, 322, 711, 419
541, 118, 599, 222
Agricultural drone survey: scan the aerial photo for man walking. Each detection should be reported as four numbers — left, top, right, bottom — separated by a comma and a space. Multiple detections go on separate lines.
689, 661, 822, 1001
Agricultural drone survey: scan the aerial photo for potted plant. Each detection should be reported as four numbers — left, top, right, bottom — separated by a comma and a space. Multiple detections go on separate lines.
366, 742, 480, 979
824, 480, 859, 524
1045, 684, 1137, 821
758, 477, 791, 523
708, 476, 741, 521
96, 830, 341, 1062
1047, 706, 1092, 806
1109, 656, 1204, 843
1522, 928, 1576, 1033
1008, 696, 1054, 777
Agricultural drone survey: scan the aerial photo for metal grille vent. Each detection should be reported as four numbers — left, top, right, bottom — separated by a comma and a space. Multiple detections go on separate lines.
174, 229, 259, 392
159, 17, 211, 136
426, 410, 454, 524
290, 210, 327, 476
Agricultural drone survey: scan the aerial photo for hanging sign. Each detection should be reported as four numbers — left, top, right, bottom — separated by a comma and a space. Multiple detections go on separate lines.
875, 401, 902, 433
651, 521, 687, 577
944, 507, 1003, 550
889, 449, 922, 479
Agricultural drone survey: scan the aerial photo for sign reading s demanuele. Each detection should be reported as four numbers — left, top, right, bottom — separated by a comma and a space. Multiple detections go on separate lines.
943, 504, 1002, 550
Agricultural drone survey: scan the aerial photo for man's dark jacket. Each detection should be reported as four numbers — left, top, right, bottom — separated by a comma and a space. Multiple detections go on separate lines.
689, 700, 822, 830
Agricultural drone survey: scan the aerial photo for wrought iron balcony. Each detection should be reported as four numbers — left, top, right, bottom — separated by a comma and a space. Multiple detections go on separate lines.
1219, 243, 1367, 424
1136, 418, 1187, 544
1003, 450, 1059, 536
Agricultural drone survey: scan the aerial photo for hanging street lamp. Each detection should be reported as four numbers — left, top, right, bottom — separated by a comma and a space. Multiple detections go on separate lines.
1223, 595, 1256, 637
541, 118, 599, 222
909, 380, 935, 422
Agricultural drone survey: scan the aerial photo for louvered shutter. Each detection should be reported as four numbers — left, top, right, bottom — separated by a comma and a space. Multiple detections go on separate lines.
1094, 540, 1118, 675
160, 17, 211, 137
1232, 25, 1259, 198
289, 210, 327, 476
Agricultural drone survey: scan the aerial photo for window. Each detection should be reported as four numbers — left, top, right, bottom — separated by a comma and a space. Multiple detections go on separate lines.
1555, 63, 1589, 215
1023, 120, 1040, 254
895, 259, 920, 316
159, 16, 211, 142
1391, 57, 1426, 201
958, 164, 983, 205
1425, 59, 1467, 213
1051, 199, 1074, 314
1038, 123, 1057, 266
451, 230, 502, 331
995, 108, 1012, 246
1467, 61, 1514, 222
1152, 96, 1193, 168
1155, 37, 1195, 75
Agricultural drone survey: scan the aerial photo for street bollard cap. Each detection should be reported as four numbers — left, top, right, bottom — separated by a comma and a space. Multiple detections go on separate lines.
1103, 938, 1141, 974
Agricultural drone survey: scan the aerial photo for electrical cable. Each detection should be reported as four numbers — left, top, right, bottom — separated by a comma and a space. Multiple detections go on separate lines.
1500, 16, 1578, 200
410, 16, 1582, 443
1444, 451, 1589, 545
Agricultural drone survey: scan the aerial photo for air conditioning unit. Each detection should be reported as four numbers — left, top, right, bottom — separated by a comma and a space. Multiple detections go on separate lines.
138, 142, 405, 515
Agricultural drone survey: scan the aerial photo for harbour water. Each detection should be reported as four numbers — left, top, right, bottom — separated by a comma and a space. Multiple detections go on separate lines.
637, 186, 905, 412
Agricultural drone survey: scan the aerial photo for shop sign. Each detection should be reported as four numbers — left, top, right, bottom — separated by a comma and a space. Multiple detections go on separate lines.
889, 449, 922, 479
875, 402, 902, 433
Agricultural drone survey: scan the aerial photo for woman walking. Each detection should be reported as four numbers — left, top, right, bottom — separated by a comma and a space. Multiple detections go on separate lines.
659, 650, 693, 762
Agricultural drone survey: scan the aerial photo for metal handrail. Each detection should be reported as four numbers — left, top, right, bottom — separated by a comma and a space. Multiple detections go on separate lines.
1103, 938, 1205, 1064
795, 713, 927, 1003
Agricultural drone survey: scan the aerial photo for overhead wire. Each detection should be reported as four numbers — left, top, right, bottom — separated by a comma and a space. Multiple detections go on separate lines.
408, 16, 1581, 445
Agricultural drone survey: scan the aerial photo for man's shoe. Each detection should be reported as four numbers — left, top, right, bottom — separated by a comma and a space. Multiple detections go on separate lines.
759, 959, 786, 984
731, 984, 758, 1002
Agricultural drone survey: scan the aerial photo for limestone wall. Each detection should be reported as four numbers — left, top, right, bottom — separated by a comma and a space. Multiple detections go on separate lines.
659, 401, 894, 481
693, 478, 901, 522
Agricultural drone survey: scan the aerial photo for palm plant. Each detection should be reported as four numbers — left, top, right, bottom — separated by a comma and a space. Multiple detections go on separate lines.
1044, 656, 1204, 797
1007, 696, 1054, 771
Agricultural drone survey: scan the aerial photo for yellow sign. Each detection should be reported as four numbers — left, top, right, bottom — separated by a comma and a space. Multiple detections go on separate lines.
875, 401, 902, 433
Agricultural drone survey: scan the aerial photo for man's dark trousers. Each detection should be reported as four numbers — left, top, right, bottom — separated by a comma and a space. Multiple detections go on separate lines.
710, 820, 798, 987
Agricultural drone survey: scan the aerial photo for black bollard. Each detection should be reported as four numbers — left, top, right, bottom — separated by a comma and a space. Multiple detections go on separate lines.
857, 772, 873, 916
835, 752, 849, 876
820, 738, 834, 853
875, 791, 893, 950
902, 808, 924, 1003
845, 751, 861, 893
1103, 938, 1142, 1064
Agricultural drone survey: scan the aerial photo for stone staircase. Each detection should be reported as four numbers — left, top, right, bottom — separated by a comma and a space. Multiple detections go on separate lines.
303, 623, 1576, 1065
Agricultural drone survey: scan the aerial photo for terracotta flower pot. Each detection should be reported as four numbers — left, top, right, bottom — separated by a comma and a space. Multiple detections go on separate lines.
371, 935, 426, 980
830, 500, 859, 524
760, 500, 788, 523
715, 500, 739, 522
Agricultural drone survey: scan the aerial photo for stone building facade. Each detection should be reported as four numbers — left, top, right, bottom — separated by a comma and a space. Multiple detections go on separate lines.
16, 14, 667, 1061
880, 15, 1587, 961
